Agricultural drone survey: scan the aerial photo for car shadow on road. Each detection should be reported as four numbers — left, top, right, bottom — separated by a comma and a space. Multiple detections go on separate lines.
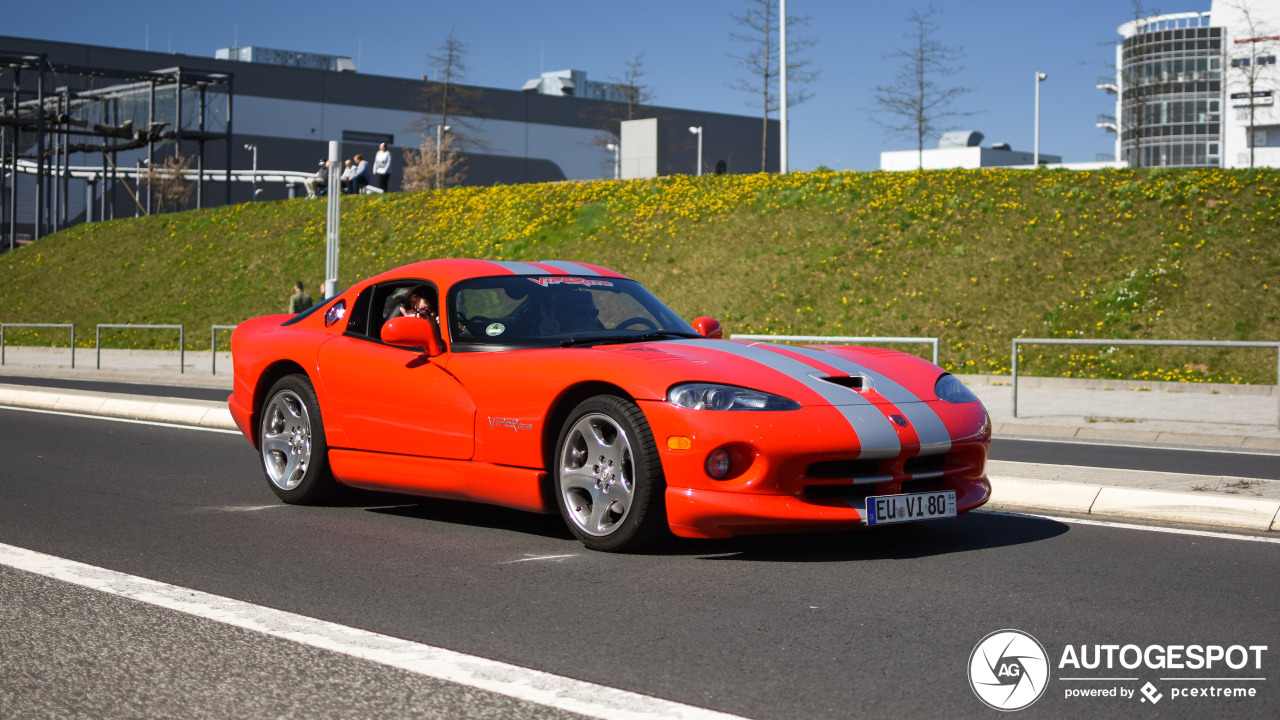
351, 491, 575, 541
676, 511, 1070, 562
331, 490, 1069, 561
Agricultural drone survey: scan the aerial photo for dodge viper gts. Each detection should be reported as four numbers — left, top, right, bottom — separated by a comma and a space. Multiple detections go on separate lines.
228, 259, 990, 551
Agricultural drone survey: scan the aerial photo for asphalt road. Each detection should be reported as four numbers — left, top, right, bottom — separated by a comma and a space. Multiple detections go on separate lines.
1, 407, 1277, 719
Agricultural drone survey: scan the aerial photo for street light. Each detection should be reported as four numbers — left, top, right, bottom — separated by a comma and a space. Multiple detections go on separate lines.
435, 124, 451, 189
244, 143, 258, 200
688, 126, 703, 177
606, 142, 620, 180
1034, 72, 1048, 166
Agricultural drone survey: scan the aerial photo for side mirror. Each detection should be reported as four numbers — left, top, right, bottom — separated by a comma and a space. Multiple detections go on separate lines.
691, 316, 722, 339
380, 316, 443, 357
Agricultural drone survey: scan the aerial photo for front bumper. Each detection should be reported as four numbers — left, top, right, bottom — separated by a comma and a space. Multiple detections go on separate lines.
666, 476, 991, 539
638, 398, 992, 539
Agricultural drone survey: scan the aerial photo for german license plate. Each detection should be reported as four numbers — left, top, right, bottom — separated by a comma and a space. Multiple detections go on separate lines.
865, 490, 956, 526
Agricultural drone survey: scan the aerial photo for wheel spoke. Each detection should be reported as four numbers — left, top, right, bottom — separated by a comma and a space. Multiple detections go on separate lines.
262, 433, 290, 456
560, 465, 598, 493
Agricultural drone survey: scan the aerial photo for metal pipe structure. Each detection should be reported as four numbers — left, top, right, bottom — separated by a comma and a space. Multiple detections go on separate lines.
96, 324, 184, 374
1, 323, 76, 368
1011, 338, 1280, 429
211, 324, 237, 375
730, 334, 941, 366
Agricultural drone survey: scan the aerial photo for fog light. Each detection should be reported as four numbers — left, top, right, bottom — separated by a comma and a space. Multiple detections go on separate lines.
705, 448, 731, 479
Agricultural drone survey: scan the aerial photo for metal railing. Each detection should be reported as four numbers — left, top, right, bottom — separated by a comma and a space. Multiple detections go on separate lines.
0, 323, 76, 367
96, 324, 185, 374
211, 325, 238, 375
730, 334, 940, 365
1012, 338, 1280, 428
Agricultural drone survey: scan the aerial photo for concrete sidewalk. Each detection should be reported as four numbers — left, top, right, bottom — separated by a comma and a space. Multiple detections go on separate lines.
1, 346, 1278, 534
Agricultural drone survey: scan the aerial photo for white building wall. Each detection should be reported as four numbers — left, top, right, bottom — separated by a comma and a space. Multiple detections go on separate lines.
1211, 0, 1280, 168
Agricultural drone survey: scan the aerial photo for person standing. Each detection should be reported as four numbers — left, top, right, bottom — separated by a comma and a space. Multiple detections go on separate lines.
288, 281, 314, 313
372, 142, 392, 191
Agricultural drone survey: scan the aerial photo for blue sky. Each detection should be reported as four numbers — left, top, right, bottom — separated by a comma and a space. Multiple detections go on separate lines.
8, 0, 1209, 172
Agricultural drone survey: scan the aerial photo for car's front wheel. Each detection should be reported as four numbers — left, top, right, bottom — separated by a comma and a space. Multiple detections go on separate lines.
554, 395, 667, 552
259, 374, 337, 504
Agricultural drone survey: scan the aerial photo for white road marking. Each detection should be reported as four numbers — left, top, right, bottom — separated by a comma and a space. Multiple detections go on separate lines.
0, 542, 751, 720
0, 404, 241, 434
501, 553, 580, 564
207, 505, 285, 512
976, 510, 1280, 544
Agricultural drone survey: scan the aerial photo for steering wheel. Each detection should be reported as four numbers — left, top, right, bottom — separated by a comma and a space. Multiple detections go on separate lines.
615, 316, 658, 331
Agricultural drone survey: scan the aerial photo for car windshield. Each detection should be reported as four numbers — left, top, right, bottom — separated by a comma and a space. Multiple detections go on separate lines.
448, 275, 697, 348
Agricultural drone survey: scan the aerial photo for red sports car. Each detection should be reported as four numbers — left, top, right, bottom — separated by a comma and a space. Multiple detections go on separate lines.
229, 259, 990, 551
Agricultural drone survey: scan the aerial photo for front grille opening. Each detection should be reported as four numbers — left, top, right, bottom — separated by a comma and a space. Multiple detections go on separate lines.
903, 454, 945, 476
807, 459, 882, 480
806, 484, 878, 502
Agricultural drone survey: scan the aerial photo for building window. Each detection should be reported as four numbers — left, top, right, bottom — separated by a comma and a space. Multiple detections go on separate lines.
1231, 58, 1250, 68
342, 130, 394, 146
1257, 55, 1276, 66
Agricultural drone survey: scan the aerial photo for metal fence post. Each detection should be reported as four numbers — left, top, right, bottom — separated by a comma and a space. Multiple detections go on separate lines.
1011, 339, 1020, 419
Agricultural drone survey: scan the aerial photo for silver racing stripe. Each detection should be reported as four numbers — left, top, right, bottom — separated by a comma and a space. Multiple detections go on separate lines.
663, 340, 901, 459
777, 344, 952, 454
486, 260, 548, 275
538, 260, 601, 276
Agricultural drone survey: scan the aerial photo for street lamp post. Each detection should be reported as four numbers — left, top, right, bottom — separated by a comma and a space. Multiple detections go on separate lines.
689, 126, 703, 177
435, 124, 451, 189
606, 142, 620, 180
244, 143, 258, 200
1034, 72, 1047, 166
780, 0, 788, 173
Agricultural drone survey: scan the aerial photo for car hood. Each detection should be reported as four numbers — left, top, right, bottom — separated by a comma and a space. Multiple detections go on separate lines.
580, 339, 947, 407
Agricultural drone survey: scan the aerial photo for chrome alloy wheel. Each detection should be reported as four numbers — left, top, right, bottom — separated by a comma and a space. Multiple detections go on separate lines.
261, 389, 313, 491
559, 412, 636, 537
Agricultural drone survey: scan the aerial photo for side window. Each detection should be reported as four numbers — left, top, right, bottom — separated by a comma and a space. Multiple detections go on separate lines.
346, 280, 440, 343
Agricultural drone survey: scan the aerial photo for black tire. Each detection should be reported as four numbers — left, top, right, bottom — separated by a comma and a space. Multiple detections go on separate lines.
258, 374, 337, 504
554, 395, 667, 552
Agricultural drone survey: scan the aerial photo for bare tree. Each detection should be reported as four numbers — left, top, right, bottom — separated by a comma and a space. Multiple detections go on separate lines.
401, 133, 464, 191
871, 6, 974, 169
609, 53, 655, 122
728, 0, 818, 171
417, 29, 485, 154
1227, 1, 1278, 169
145, 153, 193, 213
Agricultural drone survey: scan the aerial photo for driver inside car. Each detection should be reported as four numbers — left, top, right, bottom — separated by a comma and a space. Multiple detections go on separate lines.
537, 288, 603, 335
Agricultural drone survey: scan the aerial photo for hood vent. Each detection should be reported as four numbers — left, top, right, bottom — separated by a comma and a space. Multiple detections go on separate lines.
819, 374, 870, 391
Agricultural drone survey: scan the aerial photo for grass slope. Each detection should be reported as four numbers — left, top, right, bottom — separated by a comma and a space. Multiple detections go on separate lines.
2, 168, 1277, 382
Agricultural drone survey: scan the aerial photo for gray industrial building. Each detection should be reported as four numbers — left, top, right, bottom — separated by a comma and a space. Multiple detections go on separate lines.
1, 35, 777, 246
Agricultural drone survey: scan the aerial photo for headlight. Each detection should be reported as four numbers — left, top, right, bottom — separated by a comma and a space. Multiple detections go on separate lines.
668, 383, 801, 411
935, 374, 978, 403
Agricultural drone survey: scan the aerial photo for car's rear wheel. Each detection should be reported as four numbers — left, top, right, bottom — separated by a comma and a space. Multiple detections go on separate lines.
260, 374, 337, 504
555, 395, 666, 552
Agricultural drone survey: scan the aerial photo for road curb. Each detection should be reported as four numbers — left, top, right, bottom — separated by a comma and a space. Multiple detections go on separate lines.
989, 475, 1280, 533
0, 384, 236, 431
992, 422, 1280, 453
